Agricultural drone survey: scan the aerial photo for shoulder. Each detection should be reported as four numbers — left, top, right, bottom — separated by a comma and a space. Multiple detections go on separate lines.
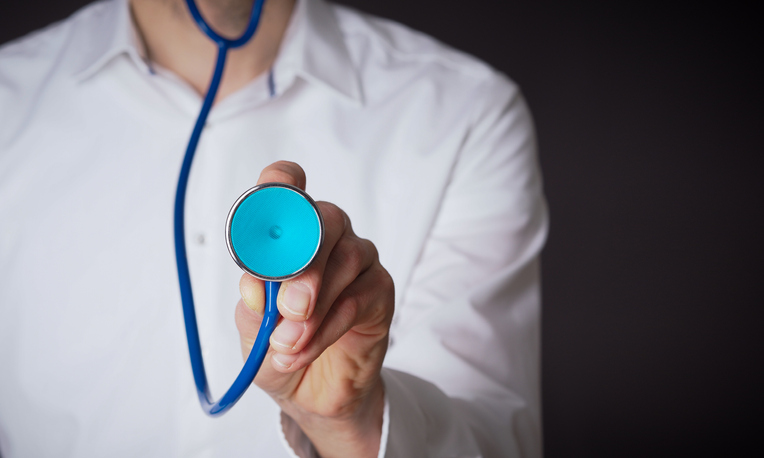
0, 0, 113, 144
0, 0, 113, 78
332, 3, 492, 78
329, 2, 521, 123
0, 17, 71, 103
331, 3, 518, 96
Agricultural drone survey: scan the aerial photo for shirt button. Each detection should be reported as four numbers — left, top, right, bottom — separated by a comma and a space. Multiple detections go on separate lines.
195, 233, 206, 245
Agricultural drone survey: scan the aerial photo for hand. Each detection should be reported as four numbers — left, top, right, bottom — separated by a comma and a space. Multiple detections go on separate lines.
234, 161, 395, 458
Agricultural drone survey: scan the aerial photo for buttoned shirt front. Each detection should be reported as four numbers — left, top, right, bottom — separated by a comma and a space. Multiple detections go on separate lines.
0, 0, 547, 456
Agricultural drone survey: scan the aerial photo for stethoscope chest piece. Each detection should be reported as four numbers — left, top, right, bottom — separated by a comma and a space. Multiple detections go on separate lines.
226, 183, 324, 281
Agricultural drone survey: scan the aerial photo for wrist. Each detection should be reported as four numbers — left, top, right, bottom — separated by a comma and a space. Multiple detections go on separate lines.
285, 378, 385, 458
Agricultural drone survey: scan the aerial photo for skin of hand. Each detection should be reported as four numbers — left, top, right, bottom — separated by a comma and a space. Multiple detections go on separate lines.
235, 161, 395, 457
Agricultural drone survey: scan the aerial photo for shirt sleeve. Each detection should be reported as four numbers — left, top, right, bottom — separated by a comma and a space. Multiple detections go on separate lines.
380, 74, 548, 457
279, 73, 547, 457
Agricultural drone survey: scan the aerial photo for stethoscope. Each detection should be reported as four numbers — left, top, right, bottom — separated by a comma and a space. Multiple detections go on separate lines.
173, 0, 323, 417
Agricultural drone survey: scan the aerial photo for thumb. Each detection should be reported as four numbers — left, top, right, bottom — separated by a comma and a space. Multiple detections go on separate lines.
236, 273, 301, 397
235, 274, 266, 357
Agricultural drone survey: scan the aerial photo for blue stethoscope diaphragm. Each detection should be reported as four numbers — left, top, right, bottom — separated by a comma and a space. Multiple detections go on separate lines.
226, 183, 324, 281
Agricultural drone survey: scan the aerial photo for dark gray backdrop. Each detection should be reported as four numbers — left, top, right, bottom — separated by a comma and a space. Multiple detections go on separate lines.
1, 1, 761, 456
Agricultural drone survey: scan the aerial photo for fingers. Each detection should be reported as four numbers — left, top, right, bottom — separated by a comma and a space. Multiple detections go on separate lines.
235, 299, 263, 357
270, 264, 394, 373
273, 202, 353, 321
237, 162, 394, 393
236, 275, 266, 357
269, 203, 376, 353
239, 273, 265, 315
237, 201, 374, 355
256, 161, 306, 190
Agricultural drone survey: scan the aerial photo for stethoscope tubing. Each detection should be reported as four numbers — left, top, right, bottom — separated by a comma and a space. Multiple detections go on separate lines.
173, 0, 271, 417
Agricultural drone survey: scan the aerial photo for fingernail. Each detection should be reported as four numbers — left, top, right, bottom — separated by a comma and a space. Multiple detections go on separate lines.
283, 282, 311, 318
272, 352, 299, 369
271, 320, 304, 350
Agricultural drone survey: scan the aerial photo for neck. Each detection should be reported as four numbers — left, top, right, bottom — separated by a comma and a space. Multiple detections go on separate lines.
130, 0, 295, 99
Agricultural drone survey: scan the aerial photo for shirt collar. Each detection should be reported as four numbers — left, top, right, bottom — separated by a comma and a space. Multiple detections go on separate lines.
72, 0, 148, 81
72, 0, 363, 105
285, 0, 363, 104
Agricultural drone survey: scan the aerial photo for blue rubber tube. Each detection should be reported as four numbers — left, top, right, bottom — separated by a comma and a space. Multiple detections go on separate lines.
174, 0, 273, 417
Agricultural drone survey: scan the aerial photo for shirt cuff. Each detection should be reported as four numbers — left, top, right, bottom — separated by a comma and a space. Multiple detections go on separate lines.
378, 367, 480, 457
278, 408, 317, 458
277, 380, 392, 458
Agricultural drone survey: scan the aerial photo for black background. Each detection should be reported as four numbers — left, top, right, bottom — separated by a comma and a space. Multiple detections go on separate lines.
1, 1, 762, 456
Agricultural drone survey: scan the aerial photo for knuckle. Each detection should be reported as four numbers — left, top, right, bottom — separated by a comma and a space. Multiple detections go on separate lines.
372, 267, 395, 321
378, 268, 395, 296
334, 237, 365, 274
317, 401, 353, 419
332, 295, 359, 334
360, 237, 378, 261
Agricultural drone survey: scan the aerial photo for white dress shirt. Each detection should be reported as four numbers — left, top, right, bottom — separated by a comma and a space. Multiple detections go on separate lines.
0, 0, 547, 456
